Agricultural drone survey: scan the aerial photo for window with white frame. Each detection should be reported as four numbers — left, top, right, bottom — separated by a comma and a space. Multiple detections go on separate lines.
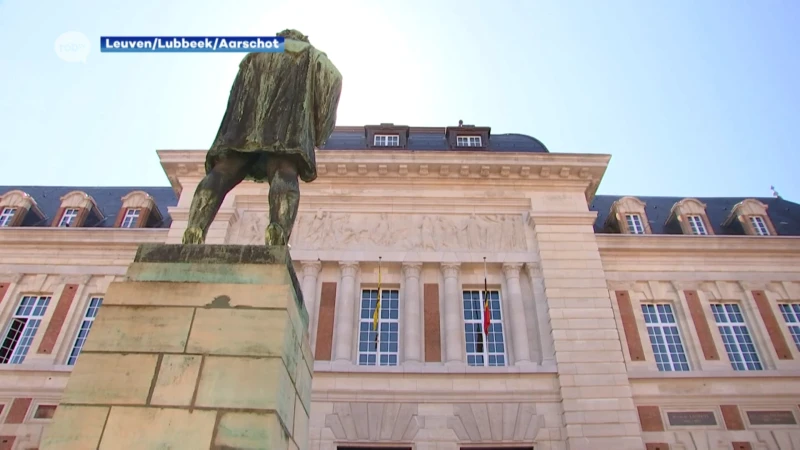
121, 208, 141, 228
67, 297, 103, 365
686, 215, 708, 235
456, 136, 482, 147
0, 208, 16, 227
357, 289, 399, 366
711, 303, 763, 370
373, 134, 400, 147
0, 295, 51, 364
778, 303, 800, 352
463, 290, 506, 366
626, 214, 645, 234
58, 208, 79, 227
641, 303, 690, 371
750, 216, 770, 236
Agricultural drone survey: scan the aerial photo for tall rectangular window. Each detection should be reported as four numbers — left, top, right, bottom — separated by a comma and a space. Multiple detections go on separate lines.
626, 214, 645, 234
0, 208, 16, 227
456, 136, 482, 147
641, 303, 689, 371
67, 297, 103, 365
373, 134, 399, 147
357, 289, 399, 366
58, 208, 79, 227
778, 303, 800, 352
121, 209, 141, 228
687, 215, 708, 235
711, 303, 763, 370
750, 216, 770, 236
0, 295, 51, 364
463, 290, 506, 366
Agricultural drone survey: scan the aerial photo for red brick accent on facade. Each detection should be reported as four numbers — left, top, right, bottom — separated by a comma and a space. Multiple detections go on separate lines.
0, 283, 9, 306
314, 282, 337, 361
37, 284, 79, 354
721, 404, 745, 430
731, 443, 752, 450
637, 405, 665, 432
50, 207, 66, 227
752, 290, 793, 360
645, 444, 670, 450
684, 290, 720, 360
0, 436, 15, 450
4, 398, 31, 424
423, 283, 442, 363
615, 290, 645, 361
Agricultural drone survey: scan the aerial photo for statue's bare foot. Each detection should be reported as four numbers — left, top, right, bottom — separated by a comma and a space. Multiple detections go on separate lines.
265, 223, 287, 246
182, 226, 204, 245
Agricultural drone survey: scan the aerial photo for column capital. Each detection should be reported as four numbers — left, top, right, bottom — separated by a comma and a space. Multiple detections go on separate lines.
402, 262, 423, 279
501, 263, 523, 280
440, 263, 461, 278
300, 260, 322, 277
339, 261, 360, 278
525, 262, 542, 279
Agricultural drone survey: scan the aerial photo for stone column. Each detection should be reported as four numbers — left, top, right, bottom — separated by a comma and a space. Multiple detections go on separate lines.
333, 261, 359, 362
441, 263, 463, 363
300, 260, 322, 340
502, 263, 531, 365
527, 262, 555, 365
402, 263, 423, 363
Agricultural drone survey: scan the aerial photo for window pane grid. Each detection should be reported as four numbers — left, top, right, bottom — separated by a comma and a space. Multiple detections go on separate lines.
641, 303, 689, 371
0, 208, 15, 227
687, 215, 707, 235
121, 209, 141, 228
67, 297, 103, 365
373, 134, 399, 147
357, 289, 399, 366
711, 303, 762, 371
626, 214, 645, 234
456, 136, 482, 147
0, 295, 51, 364
59, 208, 79, 227
463, 290, 506, 367
750, 216, 770, 236
779, 303, 800, 352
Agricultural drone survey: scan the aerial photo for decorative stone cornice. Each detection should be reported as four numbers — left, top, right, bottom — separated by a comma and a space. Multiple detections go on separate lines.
157, 149, 611, 200
527, 211, 599, 227
597, 234, 800, 258
0, 228, 169, 246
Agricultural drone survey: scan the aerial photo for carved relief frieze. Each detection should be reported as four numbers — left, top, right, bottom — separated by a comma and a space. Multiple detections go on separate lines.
228, 211, 530, 251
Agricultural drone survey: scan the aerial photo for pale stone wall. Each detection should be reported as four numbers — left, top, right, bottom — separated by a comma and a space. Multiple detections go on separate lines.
0, 149, 799, 449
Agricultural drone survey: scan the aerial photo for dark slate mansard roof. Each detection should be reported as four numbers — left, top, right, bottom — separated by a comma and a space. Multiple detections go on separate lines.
2, 129, 799, 235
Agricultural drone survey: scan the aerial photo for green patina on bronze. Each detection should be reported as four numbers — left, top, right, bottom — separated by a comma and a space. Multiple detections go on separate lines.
131, 244, 309, 328
182, 28, 343, 246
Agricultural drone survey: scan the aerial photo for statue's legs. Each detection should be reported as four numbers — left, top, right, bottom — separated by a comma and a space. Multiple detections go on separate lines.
182, 152, 255, 244
264, 156, 300, 246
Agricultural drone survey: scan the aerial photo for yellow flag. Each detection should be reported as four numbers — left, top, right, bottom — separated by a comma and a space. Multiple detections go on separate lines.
373, 259, 381, 332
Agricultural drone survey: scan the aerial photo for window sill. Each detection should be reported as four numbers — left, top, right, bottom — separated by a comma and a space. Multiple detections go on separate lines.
627, 369, 800, 380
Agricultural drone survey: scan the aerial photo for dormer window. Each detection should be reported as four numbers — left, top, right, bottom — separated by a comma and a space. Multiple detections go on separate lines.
58, 208, 79, 227
456, 136, 482, 147
626, 214, 645, 234
0, 208, 16, 227
121, 208, 141, 228
750, 216, 770, 236
687, 215, 707, 235
373, 134, 399, 147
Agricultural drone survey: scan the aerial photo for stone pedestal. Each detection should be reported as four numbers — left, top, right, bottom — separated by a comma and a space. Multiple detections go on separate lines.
40, 244, 313, 450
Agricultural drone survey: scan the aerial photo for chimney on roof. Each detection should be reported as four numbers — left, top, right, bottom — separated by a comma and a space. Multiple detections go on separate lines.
458, 120, 463, 127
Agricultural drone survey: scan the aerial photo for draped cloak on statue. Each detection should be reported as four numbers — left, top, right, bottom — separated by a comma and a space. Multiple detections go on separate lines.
205, 37, 343, 183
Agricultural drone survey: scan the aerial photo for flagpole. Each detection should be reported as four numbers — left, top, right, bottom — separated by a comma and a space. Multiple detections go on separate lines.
483, 257, 490, 340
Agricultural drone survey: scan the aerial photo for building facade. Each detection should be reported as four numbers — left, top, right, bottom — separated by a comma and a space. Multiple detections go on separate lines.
0, 125, 799, 450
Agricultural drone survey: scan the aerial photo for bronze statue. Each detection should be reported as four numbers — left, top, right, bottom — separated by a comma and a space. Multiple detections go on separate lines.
182, 29, 343, 246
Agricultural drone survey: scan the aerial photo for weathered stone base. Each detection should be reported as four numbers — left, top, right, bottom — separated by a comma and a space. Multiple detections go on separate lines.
40, 244, 312, 450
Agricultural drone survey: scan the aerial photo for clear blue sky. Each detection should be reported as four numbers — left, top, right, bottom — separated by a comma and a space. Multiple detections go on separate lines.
1, 0, 797, 200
